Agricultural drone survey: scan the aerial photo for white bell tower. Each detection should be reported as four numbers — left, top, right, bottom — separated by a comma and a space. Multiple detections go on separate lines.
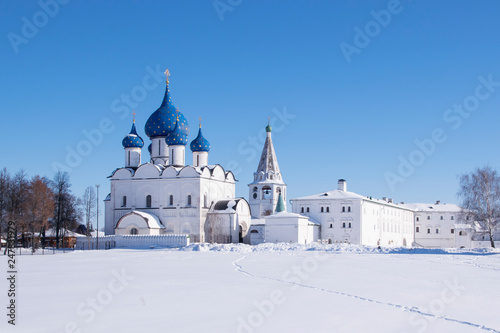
248, 122, 286, 218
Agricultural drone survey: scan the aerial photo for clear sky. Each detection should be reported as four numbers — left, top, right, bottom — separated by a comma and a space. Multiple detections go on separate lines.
1, 0, 500, 219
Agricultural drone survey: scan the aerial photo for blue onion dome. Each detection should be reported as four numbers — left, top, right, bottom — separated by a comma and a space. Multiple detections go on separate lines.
190, 125, 211, 152
148, 143, 152, 154
144, 72, 190, 138
122, 122, 144, 148
165, 113, 188, 146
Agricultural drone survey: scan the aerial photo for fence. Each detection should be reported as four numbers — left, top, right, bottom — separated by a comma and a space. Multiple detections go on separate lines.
75, 234, 190, 250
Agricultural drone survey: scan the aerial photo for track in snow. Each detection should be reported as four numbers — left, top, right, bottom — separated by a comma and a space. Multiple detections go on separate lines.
232, 256, 500, 333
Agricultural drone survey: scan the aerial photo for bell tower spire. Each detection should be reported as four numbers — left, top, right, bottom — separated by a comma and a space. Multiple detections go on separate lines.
248, 122, 287, 218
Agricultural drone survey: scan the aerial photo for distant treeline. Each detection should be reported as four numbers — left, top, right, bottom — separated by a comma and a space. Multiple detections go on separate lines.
0, 169, 83, 249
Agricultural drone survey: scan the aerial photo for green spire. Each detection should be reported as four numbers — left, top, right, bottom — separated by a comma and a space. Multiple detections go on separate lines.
275, 193, 285, 213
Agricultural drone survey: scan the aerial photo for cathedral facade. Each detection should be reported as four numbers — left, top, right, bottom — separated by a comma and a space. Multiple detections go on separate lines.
104, 71, 251, 243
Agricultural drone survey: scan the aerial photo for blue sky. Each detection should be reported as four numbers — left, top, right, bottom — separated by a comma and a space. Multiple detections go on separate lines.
2, 0, 500, 217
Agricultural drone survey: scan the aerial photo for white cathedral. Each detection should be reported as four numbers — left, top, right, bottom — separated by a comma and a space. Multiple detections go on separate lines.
104, 70, 495, 248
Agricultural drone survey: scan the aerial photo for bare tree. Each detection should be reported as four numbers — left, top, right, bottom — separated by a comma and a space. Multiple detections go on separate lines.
0, 168, 10, 251
458, 166, 500, 248
81, 186, 96, 236
204, 213, 225, 243
6, 170, 29, 247
24, 176, 54, 253
51, 171, 80, 248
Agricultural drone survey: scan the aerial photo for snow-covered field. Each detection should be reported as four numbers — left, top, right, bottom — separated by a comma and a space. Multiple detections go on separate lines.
1, 244, 500, 333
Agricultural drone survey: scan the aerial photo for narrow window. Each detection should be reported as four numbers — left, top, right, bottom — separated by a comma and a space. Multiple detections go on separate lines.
169, 195, 173, 206
172, 149, 175, 163
130, 228, 138, 235
122, 196, 127, 207
321, 207, 324, 213
306, 207, 310, 213
128, 151, 130, 165
427, 229, 431, 234
440, 216, 443, 220
197, 155, 199, 166
427, 216, 431, 220
451, 216, 454, 220
348, 222, 351, 228
158, 141, 160, 155
204, 195, 208, 208
329, 224, 333, 228
146, 195, 152, 208
301, 207, 304, 213
348, 206, 351, 212
342, 206, 345, 213
435, 229, 439, 234
416, 227, 420, 233
342, 223, 346, 228
326, 207, 330, 213
416, 217, 420, 222
451, 229, 455, 234
187, 195, 192, 206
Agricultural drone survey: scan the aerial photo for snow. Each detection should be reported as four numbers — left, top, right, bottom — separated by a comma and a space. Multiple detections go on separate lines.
403, 203, 463, 212
1, 244, 500, 333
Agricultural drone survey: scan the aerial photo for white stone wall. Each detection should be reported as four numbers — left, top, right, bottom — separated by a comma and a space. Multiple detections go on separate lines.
75, 234, 190, 249
106, 164, 237, 243
414, 211, 457, 248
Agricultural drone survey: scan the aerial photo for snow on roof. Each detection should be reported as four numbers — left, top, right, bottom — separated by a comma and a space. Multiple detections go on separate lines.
90, 230, 106, 237
44, 228, 82, 238
292, 189, 366, 201
265, 211, 321, 225
131, 211, 164, 229
403, 203, 462, 212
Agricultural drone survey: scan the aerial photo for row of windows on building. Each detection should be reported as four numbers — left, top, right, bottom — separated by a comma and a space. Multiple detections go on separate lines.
121, 195, 209, 208
416, 215, 455, 221
415, 226, 465, 235
300, 206, 352, 214
328, 222, 351, 229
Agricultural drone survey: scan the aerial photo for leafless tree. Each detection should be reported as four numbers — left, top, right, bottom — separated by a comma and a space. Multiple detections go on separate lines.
81, 186, 96, 236
204, 213, 225, 243
0, 168, 10, 251
458, 166, 500, 248
6, 170, 29, 247
24, 176, 54, 253
51, 171, 80, 248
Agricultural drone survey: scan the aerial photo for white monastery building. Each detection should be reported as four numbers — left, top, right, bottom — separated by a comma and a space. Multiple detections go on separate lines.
102, 70, 489, 249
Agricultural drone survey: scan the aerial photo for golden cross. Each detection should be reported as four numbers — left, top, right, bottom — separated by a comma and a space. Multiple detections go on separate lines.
164, 69, 170, 81
268, 116, 270, 124
132, 110, 136, 123
199, 116, 202, 128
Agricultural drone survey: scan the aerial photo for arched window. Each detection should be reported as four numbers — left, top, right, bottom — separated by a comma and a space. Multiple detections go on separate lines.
146, 195, 152, 208
169, 195, 174, 206
204, 194, 208, 208
122, 196, 127, 207
262, 186, 272, 200
187, 195, 192, 206
130, 228, 138, 235
321, 207, 324, 213
301, 207, 304, 213
306, 207, 310, 213
326, 207, 330, 213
